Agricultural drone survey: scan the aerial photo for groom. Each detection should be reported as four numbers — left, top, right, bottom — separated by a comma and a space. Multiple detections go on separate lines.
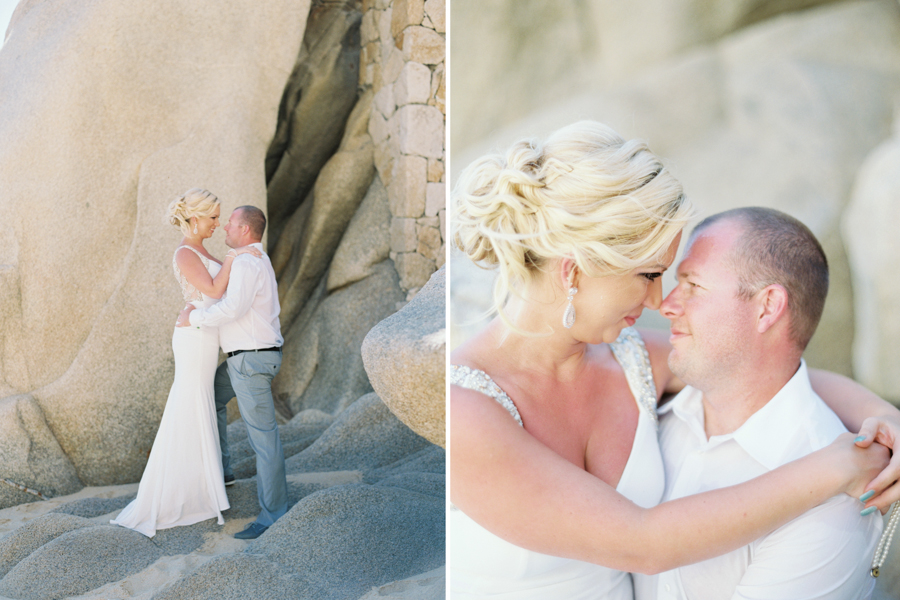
177, 205, 288, 540
635, 207, 883, 599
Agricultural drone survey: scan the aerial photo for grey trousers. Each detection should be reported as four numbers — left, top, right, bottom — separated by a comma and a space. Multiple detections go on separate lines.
214, 350, 288, 527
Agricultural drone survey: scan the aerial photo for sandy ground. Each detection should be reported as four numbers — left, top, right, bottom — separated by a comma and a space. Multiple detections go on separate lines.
0, 471, 362, 600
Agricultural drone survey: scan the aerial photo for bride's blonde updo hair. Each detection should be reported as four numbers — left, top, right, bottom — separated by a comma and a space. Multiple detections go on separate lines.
166, 188, 220, 235
453, 120, 693, 323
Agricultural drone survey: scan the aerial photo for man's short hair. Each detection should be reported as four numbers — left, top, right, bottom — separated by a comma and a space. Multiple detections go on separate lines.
689, 207, 828, 350
235, 205, 266, 239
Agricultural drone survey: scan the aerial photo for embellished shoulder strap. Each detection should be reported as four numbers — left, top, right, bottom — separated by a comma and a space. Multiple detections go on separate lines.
172, 245, 209, 302
609, 327, 659, 429
450, 365, 524, 427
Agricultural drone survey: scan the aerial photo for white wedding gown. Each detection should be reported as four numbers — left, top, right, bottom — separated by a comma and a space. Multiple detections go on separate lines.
449, 327, 666, 599
111, 246, 230, 537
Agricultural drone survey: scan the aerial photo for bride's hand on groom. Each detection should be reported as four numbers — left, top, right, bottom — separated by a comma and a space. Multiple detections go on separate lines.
175, 304, 195, 327
854, 415, 900, 513
227, 246, 262, 259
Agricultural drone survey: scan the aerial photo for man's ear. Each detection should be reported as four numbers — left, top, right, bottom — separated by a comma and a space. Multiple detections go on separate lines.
756, 284, 788, 334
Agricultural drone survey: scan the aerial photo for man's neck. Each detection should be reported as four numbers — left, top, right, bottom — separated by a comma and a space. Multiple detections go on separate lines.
701, 359, 802, 437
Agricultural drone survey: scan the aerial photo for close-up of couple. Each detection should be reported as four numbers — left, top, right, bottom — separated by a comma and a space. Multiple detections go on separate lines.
447, 3, 900, 598
447, 121, 900, 599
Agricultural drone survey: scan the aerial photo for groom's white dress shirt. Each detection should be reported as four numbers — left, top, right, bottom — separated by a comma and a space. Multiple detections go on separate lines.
634, 360, 882, 600
188, 243, 283, 352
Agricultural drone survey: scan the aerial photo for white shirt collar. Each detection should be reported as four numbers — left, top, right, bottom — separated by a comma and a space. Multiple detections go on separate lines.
664, 360, 835, 470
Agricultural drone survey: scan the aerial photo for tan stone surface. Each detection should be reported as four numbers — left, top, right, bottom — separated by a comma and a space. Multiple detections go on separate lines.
328, 177, 392, 292
401, 26, 445, 64
0, 0, 309, 484
394, 252, 436, 290
277, 92, 376, 329
394, 61, 432, 105
389, 155, 427, 217
427, 158, 444, 182
362, 266, 445, 447
276, 261, 405, 415
844, 127, 900, 402
391, 0, 425, 42
424, 0, 445, 33
266, 2, 364, 250
425, 181, 445, 216
392, 104, 445, 158
391, 218, 419, 253
416, 225, 442, 261
0, 395, 82, 509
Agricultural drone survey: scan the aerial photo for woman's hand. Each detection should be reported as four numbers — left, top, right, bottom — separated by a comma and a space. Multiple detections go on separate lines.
826, 432, 891, 503
854, 415, 900, 513
226, 245, 262, 259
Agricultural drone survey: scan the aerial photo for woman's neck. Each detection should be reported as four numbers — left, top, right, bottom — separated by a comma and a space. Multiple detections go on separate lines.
483, 309, 589, 384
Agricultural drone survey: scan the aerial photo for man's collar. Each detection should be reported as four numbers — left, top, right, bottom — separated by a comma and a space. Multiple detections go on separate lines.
665, 360, 822, 470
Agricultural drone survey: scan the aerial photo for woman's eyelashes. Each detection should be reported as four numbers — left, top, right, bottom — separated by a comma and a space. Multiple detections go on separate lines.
641, 272, 663, 282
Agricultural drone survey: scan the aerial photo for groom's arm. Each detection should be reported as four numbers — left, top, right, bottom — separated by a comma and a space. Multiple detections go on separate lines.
187, 258, 260, 327
730, 496, 879, 600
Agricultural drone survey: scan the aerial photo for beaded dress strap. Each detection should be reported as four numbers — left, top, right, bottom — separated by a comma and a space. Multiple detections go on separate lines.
609, 326, 659, 430
172, 245, 209, 302
450, 365, 524, 428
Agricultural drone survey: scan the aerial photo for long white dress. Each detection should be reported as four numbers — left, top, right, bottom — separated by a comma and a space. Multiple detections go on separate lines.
111, 246, 230, 537
449, 327, 665, 599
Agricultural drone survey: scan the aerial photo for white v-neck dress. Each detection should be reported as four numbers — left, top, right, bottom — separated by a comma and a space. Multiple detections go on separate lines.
111, 246, 230, 537
449, 327, 665, 599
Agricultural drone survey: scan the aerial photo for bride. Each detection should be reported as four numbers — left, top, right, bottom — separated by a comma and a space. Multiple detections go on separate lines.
449, 121, 900, 597
112, 188, 260, 537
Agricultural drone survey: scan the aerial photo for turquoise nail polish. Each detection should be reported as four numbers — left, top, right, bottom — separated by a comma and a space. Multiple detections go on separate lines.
860, 490, 876, 502
861, 506, 877, 516
854, 435, 866, 443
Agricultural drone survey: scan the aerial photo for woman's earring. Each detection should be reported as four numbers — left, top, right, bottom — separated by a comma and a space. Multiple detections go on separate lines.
193, 221, 198, 235
563, 286, 577, 329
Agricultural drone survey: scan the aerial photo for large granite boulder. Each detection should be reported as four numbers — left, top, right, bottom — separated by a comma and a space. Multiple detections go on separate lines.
449, 0, 841, 150
0, 395, 82, 510
285, 392, 432, 475
843, 121, 900, 403
0, 513, 95, 579
0, 525, 162, 600
362, 265, 445, 446
247, 483, 444, 600
0, 0, 311, 485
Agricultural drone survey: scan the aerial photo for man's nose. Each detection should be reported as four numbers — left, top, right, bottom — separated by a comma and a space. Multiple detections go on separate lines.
660, 286, 682, 320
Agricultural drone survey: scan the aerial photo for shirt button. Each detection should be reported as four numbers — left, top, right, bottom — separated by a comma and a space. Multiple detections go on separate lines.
665, 584, 672, 593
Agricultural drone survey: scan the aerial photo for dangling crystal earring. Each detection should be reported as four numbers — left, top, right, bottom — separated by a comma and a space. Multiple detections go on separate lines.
193, 222, 198, 235
563, 286, 577, 329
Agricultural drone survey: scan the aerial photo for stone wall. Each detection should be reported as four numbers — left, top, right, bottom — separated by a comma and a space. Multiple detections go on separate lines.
363, 0, 446, 298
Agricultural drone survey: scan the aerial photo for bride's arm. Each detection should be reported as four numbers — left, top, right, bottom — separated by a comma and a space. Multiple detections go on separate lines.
175, 246, 260, 299
450, 385, 889, 576
809, 368, 900, 508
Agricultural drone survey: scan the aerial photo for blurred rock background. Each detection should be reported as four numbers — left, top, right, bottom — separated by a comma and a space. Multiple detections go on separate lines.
0, 0, 445, 597
450, 0, 900, 407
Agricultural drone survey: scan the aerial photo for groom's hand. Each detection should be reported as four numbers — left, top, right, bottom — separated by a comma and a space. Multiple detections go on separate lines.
176, 305, 196, 327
